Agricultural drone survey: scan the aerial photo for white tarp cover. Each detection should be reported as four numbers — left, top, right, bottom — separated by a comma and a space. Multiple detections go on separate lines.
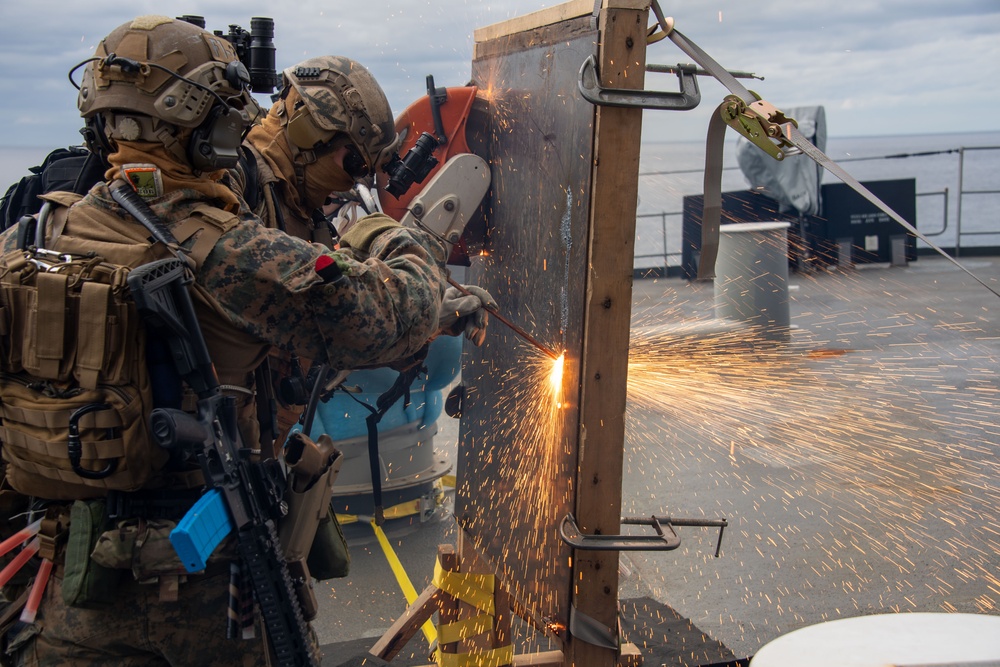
736, 105, 826, 216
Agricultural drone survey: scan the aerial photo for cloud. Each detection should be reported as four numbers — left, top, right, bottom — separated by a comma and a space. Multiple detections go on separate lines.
0, 0, 998, 151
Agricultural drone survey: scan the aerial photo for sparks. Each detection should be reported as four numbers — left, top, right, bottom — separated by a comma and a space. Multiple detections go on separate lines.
549, 352, 565, 408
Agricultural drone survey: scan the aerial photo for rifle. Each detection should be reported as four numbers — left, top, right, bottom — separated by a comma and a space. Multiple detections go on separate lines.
127, 256, 319, 667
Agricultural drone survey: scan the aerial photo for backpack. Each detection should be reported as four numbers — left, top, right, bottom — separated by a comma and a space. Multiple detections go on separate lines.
0, 190, 239, 499
0, 146, 108, 232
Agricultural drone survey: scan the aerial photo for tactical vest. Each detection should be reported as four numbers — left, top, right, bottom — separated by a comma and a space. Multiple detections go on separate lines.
0, 190, 246, 499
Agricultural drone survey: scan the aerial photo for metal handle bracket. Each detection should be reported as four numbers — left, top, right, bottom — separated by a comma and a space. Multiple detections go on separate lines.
559, 513, 681, 551
560, 513, 729, 556
578, 55, 701, 110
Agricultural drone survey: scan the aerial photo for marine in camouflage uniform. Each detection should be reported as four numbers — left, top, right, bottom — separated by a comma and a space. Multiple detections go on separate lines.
235, 55, 493, 443
235, 55, 395, 249
0, 16, 447, 667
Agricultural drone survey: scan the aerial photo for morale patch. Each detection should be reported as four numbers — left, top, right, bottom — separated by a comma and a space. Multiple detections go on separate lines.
122, 164, 163, 199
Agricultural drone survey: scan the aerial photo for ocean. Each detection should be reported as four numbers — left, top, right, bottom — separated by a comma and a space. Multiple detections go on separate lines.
635, 130, 1000, 270
3, 131, 999, 270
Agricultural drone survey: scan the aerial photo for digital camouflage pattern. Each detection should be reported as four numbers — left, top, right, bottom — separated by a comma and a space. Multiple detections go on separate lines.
6, 571, 271, 666
0, 183, 448, 375
282, 56, 398, 173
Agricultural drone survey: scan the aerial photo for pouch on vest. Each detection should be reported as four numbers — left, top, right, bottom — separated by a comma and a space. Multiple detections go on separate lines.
62, 499, 122, 608
306, 507, 350, 580
0, 248, 167, 499
90, 517, 236, 581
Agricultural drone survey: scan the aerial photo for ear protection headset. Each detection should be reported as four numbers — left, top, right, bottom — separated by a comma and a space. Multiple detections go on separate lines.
72, 55, 254, 172
186, 59, 253, 171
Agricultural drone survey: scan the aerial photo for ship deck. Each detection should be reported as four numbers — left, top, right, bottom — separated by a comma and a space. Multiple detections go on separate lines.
316, 255, 1000, 666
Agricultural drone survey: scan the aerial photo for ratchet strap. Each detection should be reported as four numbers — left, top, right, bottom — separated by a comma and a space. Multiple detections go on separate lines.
649, 1, 1000, 298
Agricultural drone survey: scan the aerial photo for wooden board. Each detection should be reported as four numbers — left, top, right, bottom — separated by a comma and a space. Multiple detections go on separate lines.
458, 9, 598, 640
457, 2, 648, 666
473, 0, 596, 43
567, 5, 647, 665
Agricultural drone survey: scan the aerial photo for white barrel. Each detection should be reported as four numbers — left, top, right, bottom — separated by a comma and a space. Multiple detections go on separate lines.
713, 222, 791, 340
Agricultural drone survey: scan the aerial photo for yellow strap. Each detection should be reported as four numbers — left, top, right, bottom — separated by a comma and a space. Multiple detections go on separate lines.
383, 498, 422, 520
437, 614, 494, 645
34, 272, 67, 378
436, 645, 514, 667
370, 520, 437, 646
76, 281, 111, 389
432, 560, 495, 615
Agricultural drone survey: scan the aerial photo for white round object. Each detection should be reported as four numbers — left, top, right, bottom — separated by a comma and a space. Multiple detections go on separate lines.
750, 613, 1000, 667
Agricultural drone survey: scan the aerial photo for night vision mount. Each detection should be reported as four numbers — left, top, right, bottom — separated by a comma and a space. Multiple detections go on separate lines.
177, 15, 279, 94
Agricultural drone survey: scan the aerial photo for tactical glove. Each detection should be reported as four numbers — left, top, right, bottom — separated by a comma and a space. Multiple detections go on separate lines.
439, 285, 496, 347
337, 212, 401, 253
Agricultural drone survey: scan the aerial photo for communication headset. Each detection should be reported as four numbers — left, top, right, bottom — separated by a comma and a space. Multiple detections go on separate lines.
71, 55, 255, 172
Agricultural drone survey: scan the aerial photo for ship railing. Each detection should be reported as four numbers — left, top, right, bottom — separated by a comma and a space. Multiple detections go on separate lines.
635, 144, 1000, 276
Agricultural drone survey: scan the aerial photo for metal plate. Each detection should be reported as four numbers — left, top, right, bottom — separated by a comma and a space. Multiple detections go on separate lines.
457, 23, 598, 634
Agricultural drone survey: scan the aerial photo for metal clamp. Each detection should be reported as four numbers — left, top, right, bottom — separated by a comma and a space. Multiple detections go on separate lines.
560, 513, 681, 551
560, 513, 729, 556
578, 55, 701, 110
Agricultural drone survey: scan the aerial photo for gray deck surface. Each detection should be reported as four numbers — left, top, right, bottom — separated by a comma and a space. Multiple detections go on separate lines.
316, 256, 1000, 666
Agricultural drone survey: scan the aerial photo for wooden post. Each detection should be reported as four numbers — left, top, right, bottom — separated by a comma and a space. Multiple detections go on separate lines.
566, 2, 648, 666
438, 544, 461, 660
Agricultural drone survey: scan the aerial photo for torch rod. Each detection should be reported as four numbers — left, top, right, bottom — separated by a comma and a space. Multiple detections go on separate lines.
447, 277, 560, 360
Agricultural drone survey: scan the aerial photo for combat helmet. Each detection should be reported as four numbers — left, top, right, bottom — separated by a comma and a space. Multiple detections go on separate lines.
75, 15, 253, 170
280, 56, 399, 177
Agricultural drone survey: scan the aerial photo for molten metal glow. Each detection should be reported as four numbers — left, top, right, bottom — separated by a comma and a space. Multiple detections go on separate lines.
549, 353, 565, 408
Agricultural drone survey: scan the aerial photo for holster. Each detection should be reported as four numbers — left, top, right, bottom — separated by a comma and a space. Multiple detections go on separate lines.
278, 432, 344, 619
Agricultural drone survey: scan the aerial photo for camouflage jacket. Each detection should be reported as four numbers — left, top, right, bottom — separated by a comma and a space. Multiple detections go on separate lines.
0, 183, 448, 375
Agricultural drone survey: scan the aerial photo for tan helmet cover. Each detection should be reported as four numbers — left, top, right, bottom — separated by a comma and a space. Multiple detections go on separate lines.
281, 56, 399, 174
77, 15, 249, 129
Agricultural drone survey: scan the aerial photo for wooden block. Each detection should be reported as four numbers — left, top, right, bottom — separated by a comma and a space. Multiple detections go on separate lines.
369, 584, 444, 661
474, 0, 651, 42
618, 643, 643, 667
513, 650, 566, 666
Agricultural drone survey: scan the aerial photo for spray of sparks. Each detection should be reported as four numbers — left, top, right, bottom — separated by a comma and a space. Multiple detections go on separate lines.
457, 32, 999, 659
459, 340, 571, 630
619, 264, 1000, 657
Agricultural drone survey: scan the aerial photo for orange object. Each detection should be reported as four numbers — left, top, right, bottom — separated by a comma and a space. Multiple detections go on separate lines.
378, 86, 479, 222
21, 556, 53, 623
0, 538, 39, 588
0, 518, 41, 558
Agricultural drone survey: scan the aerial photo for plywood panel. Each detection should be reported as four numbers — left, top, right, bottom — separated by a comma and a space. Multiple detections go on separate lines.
457, 17, 598, 636
458, 6, 647, 664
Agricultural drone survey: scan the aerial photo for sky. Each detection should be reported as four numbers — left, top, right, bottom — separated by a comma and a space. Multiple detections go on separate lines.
0, 0, 998, 154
